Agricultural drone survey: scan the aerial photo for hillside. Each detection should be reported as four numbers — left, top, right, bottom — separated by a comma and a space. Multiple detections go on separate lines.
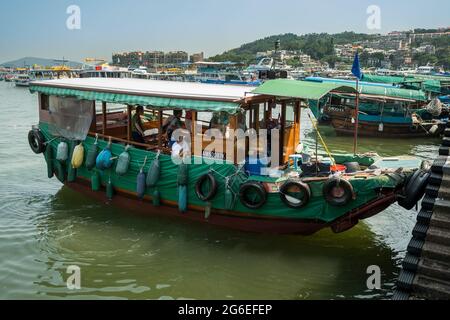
0, 57, 83, 68
208, 32, 378, 64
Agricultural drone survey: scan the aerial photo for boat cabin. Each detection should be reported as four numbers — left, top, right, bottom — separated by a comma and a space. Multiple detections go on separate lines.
30, 78, 357, 171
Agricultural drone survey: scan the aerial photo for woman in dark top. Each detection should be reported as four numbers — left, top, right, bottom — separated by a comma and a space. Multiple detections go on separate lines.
131, 106, 146, 143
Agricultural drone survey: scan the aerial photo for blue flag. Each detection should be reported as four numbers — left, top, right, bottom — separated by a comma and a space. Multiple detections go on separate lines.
352, 53, 363, 80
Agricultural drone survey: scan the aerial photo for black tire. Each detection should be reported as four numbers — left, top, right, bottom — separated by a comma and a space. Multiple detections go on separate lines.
398, 169, 430, 210
323, 178, 354, 207
279, 181, 311, 209
28, 129, 46, 154
239, 181, 268, 210
195, 173, 218, 202
344, 162, 361, 173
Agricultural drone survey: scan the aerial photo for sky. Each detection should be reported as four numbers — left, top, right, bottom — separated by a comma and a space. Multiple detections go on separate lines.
0, 0, 449, 63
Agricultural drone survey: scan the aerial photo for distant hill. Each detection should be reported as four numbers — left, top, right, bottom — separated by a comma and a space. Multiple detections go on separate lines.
208, 32, 378, 64
0, 57, 83, 69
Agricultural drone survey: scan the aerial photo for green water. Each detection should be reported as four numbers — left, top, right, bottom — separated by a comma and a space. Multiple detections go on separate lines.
0, 81, 441, 300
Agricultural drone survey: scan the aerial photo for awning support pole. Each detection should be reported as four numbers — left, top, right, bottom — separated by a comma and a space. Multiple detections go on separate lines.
353, 79, 359, 155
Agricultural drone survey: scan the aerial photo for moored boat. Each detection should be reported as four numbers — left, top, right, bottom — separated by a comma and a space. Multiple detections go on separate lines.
305, 77, 448, 138
14, 74, 30, 87
27, 78, 429, 235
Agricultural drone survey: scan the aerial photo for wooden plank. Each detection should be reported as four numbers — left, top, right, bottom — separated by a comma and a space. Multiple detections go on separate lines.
158, 110, 163, 149
127, 105, 132, 142
89, 101, 97, 132
102, 102, 107, 135
279, 102, 286, 164
191, 111, 197, 156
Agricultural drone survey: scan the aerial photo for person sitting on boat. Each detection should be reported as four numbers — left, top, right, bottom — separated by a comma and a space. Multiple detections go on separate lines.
171, 132, 191, 162
260, 110, 280, 156
162, 110, 184, 147
131, 105, 146, 144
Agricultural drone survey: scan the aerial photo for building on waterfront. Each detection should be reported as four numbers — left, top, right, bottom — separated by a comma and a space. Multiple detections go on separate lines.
112, 50, 189, 69
190, 52, 204, 63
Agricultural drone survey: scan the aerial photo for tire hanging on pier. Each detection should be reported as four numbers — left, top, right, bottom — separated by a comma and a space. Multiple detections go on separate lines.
398, 169, 430, 210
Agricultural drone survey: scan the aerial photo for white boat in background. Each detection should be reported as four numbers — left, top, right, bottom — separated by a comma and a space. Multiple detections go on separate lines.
14, 74, 30, 87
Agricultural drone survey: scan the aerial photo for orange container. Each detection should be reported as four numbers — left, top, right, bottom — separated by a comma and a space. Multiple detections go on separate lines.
331, 164, 347, 172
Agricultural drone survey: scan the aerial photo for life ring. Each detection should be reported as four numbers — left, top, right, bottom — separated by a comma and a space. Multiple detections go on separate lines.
279, 181, 311, 209
28, 129, 46, 154
195, 173, 218, 202
398, 169, 430, 210
239, 181, 267, 210
323, 177, 354, 207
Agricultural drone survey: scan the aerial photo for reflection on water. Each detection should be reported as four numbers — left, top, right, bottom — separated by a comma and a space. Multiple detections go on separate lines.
0, 83, 438, 299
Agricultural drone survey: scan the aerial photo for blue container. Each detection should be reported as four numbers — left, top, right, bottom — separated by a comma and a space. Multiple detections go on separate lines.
245, 157, 269, 176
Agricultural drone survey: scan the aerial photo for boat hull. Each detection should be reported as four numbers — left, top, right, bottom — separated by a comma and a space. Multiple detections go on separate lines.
331, 118, 445, 138
64, 178, 397, 235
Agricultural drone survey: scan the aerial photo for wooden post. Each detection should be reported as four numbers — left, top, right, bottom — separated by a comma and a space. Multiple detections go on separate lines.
158, 110, 163, 149
353, 79, 359, 155
293, 100, 301, 149
90, 101, 97, 132
255, 104, 260, 131
279, 102, 286, 164
102, 102, 107, 135
191, 111, 197, 156
127, 105, 132, 142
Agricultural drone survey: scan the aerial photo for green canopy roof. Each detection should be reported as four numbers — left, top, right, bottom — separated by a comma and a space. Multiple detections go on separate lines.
346, 83, 427, 101
252, 79, 356, 100
29, 85, 241, 114
361, 74, 423, 84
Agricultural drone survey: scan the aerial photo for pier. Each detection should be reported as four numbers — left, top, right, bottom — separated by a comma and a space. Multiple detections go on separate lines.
394, 123, 450, 299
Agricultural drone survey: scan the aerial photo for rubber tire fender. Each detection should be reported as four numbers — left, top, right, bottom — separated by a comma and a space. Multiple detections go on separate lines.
323, 177, 354, 207
239, 181, 268, 210
28, 129, 46, 154
398, 169, 430, 210
195, 173, 218, 202
279, 180, 311, 209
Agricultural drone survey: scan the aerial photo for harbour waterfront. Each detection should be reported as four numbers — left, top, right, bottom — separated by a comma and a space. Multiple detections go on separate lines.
0, 81, 441, 299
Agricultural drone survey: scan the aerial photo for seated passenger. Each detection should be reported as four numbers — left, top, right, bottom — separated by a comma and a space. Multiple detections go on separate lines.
131, 106, 146, 144
163, 110, 184, 147
171, 134, 191, 161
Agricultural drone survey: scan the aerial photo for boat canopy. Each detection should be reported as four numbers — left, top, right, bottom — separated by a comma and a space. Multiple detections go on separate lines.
305, 77, 428, 101
361, 74, 423, 84
252, 79, 357, 100
29, 78, 258, 114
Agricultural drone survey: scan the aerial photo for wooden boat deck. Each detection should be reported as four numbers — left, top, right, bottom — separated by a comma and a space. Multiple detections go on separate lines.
394, 123, 450, 300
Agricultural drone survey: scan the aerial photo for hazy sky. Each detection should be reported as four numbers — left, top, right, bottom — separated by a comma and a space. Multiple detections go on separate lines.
0, 0, 449, 63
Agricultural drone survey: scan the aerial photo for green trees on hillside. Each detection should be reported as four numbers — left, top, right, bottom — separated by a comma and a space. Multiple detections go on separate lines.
208, 31, 449, 69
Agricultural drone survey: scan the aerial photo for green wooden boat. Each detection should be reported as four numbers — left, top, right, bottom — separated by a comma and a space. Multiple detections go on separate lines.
27, 78, 428, 235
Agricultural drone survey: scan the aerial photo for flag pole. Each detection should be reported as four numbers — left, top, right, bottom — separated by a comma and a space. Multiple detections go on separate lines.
353, 77, 359, 155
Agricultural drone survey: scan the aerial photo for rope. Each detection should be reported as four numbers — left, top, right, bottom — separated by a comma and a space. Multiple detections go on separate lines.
307, 112, 336, 166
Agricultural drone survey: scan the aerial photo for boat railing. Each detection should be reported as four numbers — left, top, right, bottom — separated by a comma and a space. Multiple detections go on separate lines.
88, 131, 167, 153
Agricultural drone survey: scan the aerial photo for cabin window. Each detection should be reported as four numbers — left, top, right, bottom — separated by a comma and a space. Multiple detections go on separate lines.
40, 94, 49, 111
48, 96, 94, 140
